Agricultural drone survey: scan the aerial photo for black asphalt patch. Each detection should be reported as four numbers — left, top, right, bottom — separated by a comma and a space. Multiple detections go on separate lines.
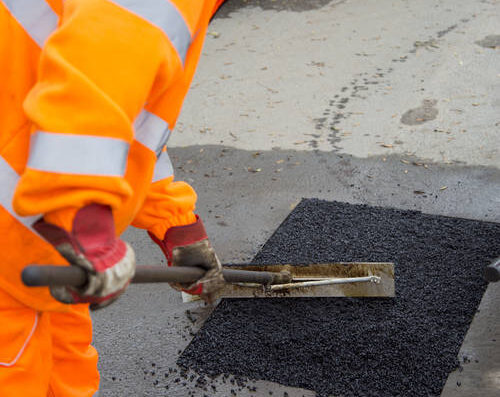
178, 199, 500, 396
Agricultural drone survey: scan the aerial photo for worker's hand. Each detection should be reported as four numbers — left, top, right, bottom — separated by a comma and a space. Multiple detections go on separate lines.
149, 216, 224, 303
33, 204, 135, 310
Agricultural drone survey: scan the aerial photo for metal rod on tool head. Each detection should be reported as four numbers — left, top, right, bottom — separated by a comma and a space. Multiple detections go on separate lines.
269, 276, 381, 291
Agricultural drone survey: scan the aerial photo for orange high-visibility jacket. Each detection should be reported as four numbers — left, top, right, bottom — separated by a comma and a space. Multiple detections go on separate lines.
213, 0, 226, 15
0, 0, 217, 311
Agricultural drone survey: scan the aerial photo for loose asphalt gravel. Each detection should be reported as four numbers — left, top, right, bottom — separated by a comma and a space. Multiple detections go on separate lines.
178, 199, 500, 397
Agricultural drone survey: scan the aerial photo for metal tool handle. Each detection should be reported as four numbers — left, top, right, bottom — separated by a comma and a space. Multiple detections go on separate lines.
21, 265, 292, 287
484, 258, 500, 283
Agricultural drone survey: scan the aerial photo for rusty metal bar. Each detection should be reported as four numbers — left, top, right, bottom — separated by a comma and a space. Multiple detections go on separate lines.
21, 265, 292, 287
484, 257, 500, 282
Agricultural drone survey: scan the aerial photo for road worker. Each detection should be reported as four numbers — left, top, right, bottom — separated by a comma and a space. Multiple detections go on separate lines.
0, 1, 226, 395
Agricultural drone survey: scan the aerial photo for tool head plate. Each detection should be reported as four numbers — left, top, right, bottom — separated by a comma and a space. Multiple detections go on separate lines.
183, 262, 395, 302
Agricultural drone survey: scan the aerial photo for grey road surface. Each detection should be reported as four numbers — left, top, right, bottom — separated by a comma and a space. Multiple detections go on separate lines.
93, 1, 500, 396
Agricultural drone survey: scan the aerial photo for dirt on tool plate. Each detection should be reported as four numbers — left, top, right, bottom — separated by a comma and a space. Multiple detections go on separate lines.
218, 262, 394, 298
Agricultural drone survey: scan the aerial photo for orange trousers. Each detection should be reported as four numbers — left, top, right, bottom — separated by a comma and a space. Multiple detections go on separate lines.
0, 288, 99, 396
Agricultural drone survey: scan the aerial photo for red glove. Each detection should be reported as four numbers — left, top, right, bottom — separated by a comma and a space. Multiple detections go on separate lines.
34, 204, 136, 310
149, 216, 224, 303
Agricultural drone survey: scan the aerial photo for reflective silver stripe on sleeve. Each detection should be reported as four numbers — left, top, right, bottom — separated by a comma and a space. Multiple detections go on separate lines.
152, 150, 174, 182
0, 155, 39, 230
0, 313, 39, 367
111, 0, 191, 63
27, 131, 130, 176
2, 0, 58, 47
134, 110, 171, 156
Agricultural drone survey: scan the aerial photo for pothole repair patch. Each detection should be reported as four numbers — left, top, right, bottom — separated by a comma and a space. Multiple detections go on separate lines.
178, 199, 500, 397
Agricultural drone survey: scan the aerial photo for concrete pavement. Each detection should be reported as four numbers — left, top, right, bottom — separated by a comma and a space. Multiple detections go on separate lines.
93, 1, 500, 395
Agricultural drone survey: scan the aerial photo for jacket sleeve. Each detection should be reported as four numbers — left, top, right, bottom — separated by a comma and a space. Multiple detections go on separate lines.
12, 0, 185, 230
131, 171, 197, 240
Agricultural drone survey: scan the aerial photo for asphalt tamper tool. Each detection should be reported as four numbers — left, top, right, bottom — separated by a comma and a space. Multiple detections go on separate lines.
22, 262, 395, 299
